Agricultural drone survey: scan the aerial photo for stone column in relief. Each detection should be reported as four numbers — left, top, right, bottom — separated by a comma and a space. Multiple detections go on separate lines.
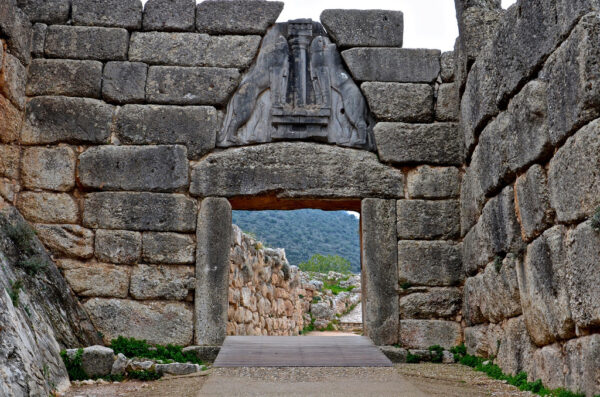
361, 198, 399, 345
195, 197, 232, 345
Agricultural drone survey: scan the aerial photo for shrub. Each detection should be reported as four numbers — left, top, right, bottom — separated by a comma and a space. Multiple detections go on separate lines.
322, 279, 355, 296
400, 282, 412, 290
109, 336, 203, 365
428, 345, 444, 363
7, 279, 23, 307
127, 370, 162, 381
298, 254, 351, 274
19, 256, 47, 276
6, 223, 37, 256
406, 352, 420, 364
60, 348, 87, 381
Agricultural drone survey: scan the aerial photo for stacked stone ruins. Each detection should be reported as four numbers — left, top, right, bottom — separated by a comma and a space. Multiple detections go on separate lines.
0, 0, 598, 395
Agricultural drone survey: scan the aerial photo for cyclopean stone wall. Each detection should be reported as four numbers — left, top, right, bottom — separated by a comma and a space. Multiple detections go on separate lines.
456, 0, 600, 395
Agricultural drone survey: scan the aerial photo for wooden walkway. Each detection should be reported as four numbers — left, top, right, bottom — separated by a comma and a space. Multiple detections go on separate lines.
213, 336, 393, 367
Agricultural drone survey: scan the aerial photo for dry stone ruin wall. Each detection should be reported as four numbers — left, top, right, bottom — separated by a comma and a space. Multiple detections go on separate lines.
456, 0, 600, 395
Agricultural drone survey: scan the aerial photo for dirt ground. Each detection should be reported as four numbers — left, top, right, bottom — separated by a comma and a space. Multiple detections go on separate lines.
64, 363, 534, 397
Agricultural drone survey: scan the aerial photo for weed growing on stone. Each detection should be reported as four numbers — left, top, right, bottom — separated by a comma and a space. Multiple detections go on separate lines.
19, 256, 47, 276
451, 344, 586, 397
300, 315, 316, 334
400, 282, 412, 290
494, 256, 503, 272
591, 206, 600, 232
406, 352, 421, 363
7, 279, 23, 307
428, 345, 444, 363
109, 336, 203, 365
6, 222, 37, 256
60, 348, 87, 381
322, 279, 355, 295
127, 370, 162, 381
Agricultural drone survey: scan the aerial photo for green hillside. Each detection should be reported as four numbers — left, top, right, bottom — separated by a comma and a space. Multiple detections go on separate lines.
232, 210, 361, 273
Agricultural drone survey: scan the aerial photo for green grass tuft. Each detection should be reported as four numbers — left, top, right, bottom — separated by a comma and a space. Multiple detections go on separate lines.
428, 345, 444, 363
406, 352, 421, 364
109, 336, 203, 365
60, 348, 87, 381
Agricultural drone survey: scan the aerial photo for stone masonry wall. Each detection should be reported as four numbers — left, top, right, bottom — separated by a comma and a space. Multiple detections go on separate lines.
456, 0, 600, 395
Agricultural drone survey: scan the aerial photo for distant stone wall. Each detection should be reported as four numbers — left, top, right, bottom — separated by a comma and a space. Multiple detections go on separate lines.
456, 1, 600, 395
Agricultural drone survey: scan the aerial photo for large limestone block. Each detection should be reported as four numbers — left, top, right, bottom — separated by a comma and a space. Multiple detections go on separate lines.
0, 95, 22, 144
83, 192, 197, 232
517, 226, 574, 346
142, 232, 195, 264
515, 165, 553, 241
146, 66, 240, 105
195, 0, 283, 35
17, 0, 70, 24
397, 200, 460, 240
21, 146, 76, 192
496, 316, 536, 376
45, 26, 129, 61
102, 61, 147, 104
129, 32, 261, 68
399, 288, 461, 320
462, 255, 522, 326
342, 48, 439, 83
406, 166, 460, 199
34, 224, 94, 259
530, 344, 565, 391
460, 164, 486, 236
72, 0, 142, 29
115, 104, 217, 159
94, 229, 142, 264
320, 9, 403, 48
362, 199, 398, 345
374, 123, 463, 166
84, 298, 193, 345
57, 259, 131, 298
22, 96, 113, 144
190, 142, 404, 199
0, 144, 19, 179
564, 335, 600, 396
440, 51, 455, 83
398, 241, 462, 287
0, 53, 26, 110
31, 23, 47, 58
399, 320, 462, 349
81, 346, 115, 378
566, 221, 600, 330
436, 82, 460, 122
17, 192, 78, 224
548, 119, 600, 223
78, 145, 189, 192
362, 83, 433, 122
26, 59, 103, 98
464, 323, 503, 358
143, 0, 195, 31
130, 264, 195, 300
0, 1, 32, 65
195, 197, 231, 345
541, 13, 600, 145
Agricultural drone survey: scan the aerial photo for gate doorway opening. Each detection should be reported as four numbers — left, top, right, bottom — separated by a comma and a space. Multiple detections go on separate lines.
228, 208, 363, 337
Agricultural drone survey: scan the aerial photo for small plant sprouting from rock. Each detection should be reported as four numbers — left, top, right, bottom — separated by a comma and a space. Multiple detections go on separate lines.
60, 348, 87, 381
6, 222, 47, 276
494, 256, 503, 273
591, 206, 600, 232
400, 282, 412, 290
406, 352, 420, 364
109, 336, 204, 365
19, 257, 47, 276
428, 345, 444, 363
7, 279, 23, 307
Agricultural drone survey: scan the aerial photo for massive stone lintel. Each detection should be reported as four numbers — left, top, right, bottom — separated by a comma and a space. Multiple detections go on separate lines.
218, 20, 374, 151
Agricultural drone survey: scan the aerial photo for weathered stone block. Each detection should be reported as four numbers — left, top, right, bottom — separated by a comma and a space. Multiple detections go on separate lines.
22, 97, 113, 144
548, 119, 600, 223
102, 62, 147, 104
530, 344, 565, 391
566, 221, 600, 330
181, 345, 220, 362
0, 4, 32, 65
342, 48, 439, 83
541, 13, 600, 145
496, 316, 536, 376
397, 200, 460, 240
362, 199, 398, 346
190, 142, 404, 199
129, 32, 261, 68
398, 241, 462, 287
436, 82, 459, 122
142, 232, 195, 264
72, 0, 142, 29
517, 226, 574, 346
463, 254, 522, 326
17, 192, 78, 224
57, 259, 131, 298
399, 320, 462, 349
564, 335, 600, 397
515, 165, 553, 241
95, 229, 142, 265
464, 323, 503, 358
26, 59, 103, 98
81, 346, 115, 378
31, 23, 46, 58
320, 9, 403, 48
130, 264, 195, 300
0, 95, 22, 143
399, 288, 461, 320
78, 145, 189, 192
440, 51, 455, 83
143, 0, 195, 31
460, 159, 485, 235
374, 123, 463, 166
45, 26, 129, 61
361, 83, 433, 122
0, 53, 26, 110
84, 298, 193, 345
34, 224, 94, 259
406, 166, 460, 199
195, 0, 283, 34
0, 145, 19, 179
17, 0, 70, 24
146, 66, 240, 105
83, 192, 197, 232
196, 197, 231, 345
21, 146, 76, 192
115, 105, 217, 159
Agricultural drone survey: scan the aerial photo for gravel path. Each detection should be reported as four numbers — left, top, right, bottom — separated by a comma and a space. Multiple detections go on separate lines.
339, 302, 362, 324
